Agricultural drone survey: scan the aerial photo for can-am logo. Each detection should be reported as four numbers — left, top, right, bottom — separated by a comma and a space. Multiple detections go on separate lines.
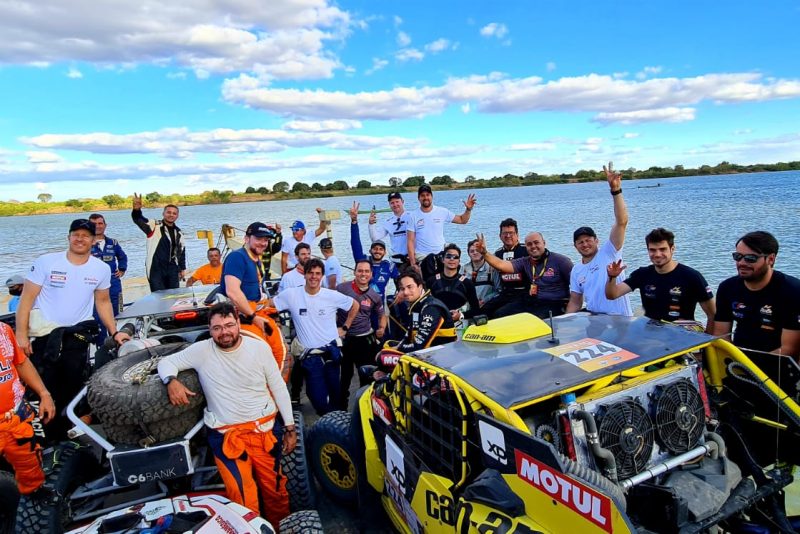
516, 450, 611, 533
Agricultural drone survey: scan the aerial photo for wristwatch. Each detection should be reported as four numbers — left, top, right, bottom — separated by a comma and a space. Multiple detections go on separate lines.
341, 324, 350, 332
162, 375, 177, 386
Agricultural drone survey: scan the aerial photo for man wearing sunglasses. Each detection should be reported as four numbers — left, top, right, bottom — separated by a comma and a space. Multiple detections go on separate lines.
426, 244, 481, 322
713, 231, 800, 357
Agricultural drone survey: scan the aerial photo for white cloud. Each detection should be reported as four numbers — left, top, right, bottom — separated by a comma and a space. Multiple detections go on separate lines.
0, 1, 351, 79
480, 22, 508, 39
461, 103, 471, 114
425, 38, 452, 53
546, 62, 556, 72
395, 48, 424, 62
66, 67, 82, 78
166, 71, 187, 79
396, 31, 411, 47
393, 15, 403, 26
623, 132, 640, 139
636, 65, 663, 80
509, 143, 556, 151
282, 119, 362, 132
733, 128, 753, 135
26, 151, 63, 163
365, 57, 388, 75
593, 107, 696, 125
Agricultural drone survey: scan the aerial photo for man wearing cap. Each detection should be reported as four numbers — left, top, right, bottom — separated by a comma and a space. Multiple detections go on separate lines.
369, 192, 414, 261
566, 163, 633, 316
407, 185, 477, 280
220, 222, 288, 376
280, 217, 325, 274
186, 248, 223, 286
319, 238, 343, 289
349, 202, 399, 298
15, 218, 130, 440
131, 194, 186, 292
5, 275, 24, 313
278, 243, 311, 293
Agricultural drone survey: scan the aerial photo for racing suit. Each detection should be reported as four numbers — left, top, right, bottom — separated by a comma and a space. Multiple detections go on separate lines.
131, 209, 186, 291
91, 236, 128, 345
398, 291, 456, 352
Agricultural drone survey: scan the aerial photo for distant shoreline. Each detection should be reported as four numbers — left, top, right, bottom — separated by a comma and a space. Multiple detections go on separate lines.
2, 163, 798, 217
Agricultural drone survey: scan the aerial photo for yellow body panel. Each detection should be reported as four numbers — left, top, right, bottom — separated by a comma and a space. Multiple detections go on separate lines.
462, 313, 552, 344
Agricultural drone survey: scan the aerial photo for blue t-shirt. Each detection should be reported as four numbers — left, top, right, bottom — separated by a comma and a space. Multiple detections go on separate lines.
220, 248, 262, 302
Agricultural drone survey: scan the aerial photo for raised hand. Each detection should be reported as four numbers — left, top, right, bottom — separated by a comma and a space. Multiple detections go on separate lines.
603, 161, 622, 191
132, 192, 142, 210
606, 259, 626, 278
463, 193, 477, 211
368, 205, 377, 225
475, 233, 488, 255
349, 201, 359, 223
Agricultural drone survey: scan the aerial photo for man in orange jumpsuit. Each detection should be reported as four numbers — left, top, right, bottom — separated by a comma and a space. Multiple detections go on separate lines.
0, 322, 55, 495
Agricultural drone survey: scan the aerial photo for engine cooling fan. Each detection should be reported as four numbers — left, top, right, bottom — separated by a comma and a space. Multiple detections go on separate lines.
598, 400, 655, 479
653, 379, 705, 454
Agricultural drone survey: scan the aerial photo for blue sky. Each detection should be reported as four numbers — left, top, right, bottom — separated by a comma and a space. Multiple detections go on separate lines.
1, 0, 799, 201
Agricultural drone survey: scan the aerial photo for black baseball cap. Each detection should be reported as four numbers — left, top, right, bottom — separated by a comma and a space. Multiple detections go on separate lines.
418, 184, 432, 196
246, 222, 274, 238
387, 192, 402, 202
573, 226, 597, 242
319, 238, 333, 249
69, 218, 96, 234
370, 240, 386, 250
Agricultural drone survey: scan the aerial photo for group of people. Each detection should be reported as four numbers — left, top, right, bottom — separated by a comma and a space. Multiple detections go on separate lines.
2, 163, 799, 532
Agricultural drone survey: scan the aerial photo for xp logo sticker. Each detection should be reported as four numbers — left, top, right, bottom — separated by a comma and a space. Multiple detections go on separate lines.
385, 435, 406, 488
478, 420, 508, 465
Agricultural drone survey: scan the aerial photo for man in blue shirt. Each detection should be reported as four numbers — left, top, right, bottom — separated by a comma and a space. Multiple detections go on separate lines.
348, 202, 399, 298
89, 213, 128, 345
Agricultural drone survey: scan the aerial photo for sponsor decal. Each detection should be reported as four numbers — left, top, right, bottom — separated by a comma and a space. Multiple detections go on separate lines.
760, 305, 773, 316
669, 286, 682, 296
463, 333, 496, 342
479, 420, 508, 465
385, 436, 421, 534
371, 395, 393, 425
543, 338, 638, 372
516, 450, 611, 533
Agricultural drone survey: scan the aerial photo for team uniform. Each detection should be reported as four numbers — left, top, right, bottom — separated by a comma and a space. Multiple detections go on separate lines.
158, 336, 293, 530
273, 287, 355, 415
350, 222, 399, 297
461, 260, 499, 306
715, 271, 800, 353
570, 240, 633, 316
409, 206, 455, 256
90, 236, 127, 314
277, 268, 306, 293
510, 250, 574, 318
426, 272, 481, 319
336, 281, 384, 408
0, 323, 45, 495
131, 209, 186, 292
482, 244, 529, 318
323, 255, 343, 287
280, 235, 315, 271
190, 263, 223, 285
625, 264, 713, 322
397, 292, 456, 352
370, 212, 413, 256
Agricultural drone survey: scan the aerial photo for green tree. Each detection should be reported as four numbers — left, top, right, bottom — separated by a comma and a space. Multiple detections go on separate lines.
388, 177, 402, 188
403, 175, 425, 187
245, 186, 256, 194
463, 175, 477, 183
430, 175, 454, 186
64, 199, 84, 208
311, 182, 324, 191
145, 191, 162, 203
356, 180, 372, 189
202, 190, 233, 203
256, 186, 269, 194
292, 181, 310, 192
273, 181, 289, 193
102, 194, 124, 207
329, 180, 349, 190
37, 193, 52, 203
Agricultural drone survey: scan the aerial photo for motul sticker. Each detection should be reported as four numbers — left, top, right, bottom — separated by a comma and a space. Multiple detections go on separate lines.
516, 450, 611, 533
542, 338, 638, 372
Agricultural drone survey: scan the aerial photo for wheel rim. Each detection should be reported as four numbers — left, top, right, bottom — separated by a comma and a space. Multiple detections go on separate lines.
121, 359, 158, 384
319, 443, 356, 490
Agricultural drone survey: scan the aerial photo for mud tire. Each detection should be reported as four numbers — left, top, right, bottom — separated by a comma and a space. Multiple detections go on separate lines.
307, 410, 357, 504
102, 407, 203, 445
279, 509, 324, 534
0, 470, 18, 534
281, 410, 316, 511
87, 342, 205, 426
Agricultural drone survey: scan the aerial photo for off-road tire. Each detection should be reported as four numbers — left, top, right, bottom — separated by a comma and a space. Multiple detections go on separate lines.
15, 442, 99, 533
87, 342, 205, 426
278, 509, 324, 533
102, 407, 203, 445
281, 410, 316, 511
0, 470, 18, 534
307, 410, 358, 504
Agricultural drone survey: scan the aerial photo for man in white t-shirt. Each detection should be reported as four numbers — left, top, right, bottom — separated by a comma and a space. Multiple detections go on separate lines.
280, 216, 325, 273
407, 184, 477, 280
319, 238, 343, 289
278, 243, 311, 293
272, 258, 359, 415
369, 192, 414, 259
15, 218, 131, 439
566, 162, 633, 316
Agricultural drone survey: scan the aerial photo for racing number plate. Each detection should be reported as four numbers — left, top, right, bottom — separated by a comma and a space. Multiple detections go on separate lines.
543, 338, 639, 372
109, 441, 193, 486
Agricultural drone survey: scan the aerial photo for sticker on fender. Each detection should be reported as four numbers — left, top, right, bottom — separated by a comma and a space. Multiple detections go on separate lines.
543, 338, 638, 372
516, 450, 612, 532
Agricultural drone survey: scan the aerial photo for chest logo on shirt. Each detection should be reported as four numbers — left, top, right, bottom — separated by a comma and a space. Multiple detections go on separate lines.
760, 305, 772, 316
669, 287, 682, 296
299, 308, 308, 316
393, 218, 405, 231
416, 220, 425, 229
644, 285, 657, 298
732, 301, 746, 319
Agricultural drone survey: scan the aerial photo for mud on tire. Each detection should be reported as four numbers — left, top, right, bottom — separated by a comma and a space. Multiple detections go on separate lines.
307, 410, 358, 504
281, 410, 316, 511
88, 343, 205, 427
0, 470, 19, 534
279, 509, 324, 534
15, 442, 99, 534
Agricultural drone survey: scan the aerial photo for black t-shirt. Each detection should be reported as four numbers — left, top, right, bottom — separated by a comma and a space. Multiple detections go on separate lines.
495, 244, 528, 292
715, 270, 800, 353
625, 263, 713, 322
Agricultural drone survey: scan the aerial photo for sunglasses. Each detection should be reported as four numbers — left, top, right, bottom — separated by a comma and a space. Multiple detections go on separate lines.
444, 254, 460, 260
731, 252, 767, 263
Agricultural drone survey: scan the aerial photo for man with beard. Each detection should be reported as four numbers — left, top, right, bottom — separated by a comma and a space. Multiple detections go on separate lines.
369, 192, 414, 262
480, 218, 529, 318
158, 302, 295, 532
478, 231, 573, 319
605, 227, 715, 331
278, 243, 311, 293
220, 222, 287, 374
280, 217, 325, 274
713, 231, 800, 357
131, 194, 186, 291
426, 244, 481, 322
396, 269, 456, 352
349, 201, 399, 298
566, 162, 633, 316
407, 185, 477, 280
273, 259, 359, 415
336, 259, 386, 409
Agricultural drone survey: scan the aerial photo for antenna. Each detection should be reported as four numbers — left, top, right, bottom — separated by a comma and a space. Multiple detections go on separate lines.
547, 311, 559, 345
190, 284, 197, 307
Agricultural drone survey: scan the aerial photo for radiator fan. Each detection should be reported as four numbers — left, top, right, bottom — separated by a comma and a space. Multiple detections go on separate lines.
598, 400, 655, 479
653, 379, 705, 454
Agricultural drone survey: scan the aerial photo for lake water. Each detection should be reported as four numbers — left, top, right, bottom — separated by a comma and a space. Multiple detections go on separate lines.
1, 171, 798, 313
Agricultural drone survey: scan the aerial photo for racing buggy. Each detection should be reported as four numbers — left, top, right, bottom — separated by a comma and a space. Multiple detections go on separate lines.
307, 312, 800, 533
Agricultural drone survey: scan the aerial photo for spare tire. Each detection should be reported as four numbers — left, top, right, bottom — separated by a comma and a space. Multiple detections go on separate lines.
103, 407, 204, 445
0, 470, 19, 533
88, 342, 205, 427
